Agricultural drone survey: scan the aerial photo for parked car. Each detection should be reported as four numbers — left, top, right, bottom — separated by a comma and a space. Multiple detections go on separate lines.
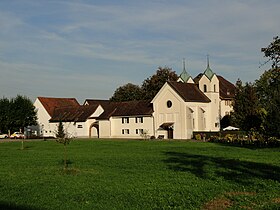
0, 133, 8, 139
10, 132, 25, 139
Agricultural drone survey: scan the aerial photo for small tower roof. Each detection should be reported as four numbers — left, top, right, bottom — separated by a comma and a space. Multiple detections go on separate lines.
179, 59, 192, 83
204, 55, 215, 80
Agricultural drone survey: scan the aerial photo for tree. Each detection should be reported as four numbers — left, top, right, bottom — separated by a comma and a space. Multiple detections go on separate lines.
255, 68, 280, 137
256, 36, 280, 138
0, 95, 37, 135
110, 83, 143, 102
261, 36, 280, 69
141, 66, 178, 100
55, 121, 72, 170
0, 97, 11, 133
220, 115, 232, 130
231, 80, 263, 131
12, 95, 38, 132
110, 66, 178, 102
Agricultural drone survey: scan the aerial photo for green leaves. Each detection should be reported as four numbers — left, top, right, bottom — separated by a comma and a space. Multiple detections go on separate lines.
110, 66, 178, 102
0, 95, 37, 133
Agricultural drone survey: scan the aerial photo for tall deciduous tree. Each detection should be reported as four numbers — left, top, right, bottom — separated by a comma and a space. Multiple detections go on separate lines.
110, 83, 143, 102
256, 36, 280, 138
255, 68, 280, 137
0, 95, 37, 134
110, 66, 178, 102
231, 80, 263, 131
141, 66, 178, 100
0, 97, 10, 133
261, 36, 280, 69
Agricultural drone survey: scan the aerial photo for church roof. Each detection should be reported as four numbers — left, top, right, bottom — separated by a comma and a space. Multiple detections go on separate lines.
178, 60, 192, 82
168, 81, 211, 103
203, 57, 215, 80
217, 76, 236, 99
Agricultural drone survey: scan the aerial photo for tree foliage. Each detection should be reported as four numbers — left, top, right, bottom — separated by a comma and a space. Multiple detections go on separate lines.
0, 95, 37, 133
261, 36, 280, 69
231, 80, 264, 131
255, 68, 280, 137
110, 83, 143, 102
110, 66, 178, 102
141, 67, 178, 100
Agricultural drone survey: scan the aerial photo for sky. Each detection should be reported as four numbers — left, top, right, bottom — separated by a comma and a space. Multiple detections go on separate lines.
0, 0, 279, 103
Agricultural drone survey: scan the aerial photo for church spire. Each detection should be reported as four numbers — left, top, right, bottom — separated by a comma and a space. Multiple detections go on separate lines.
204, 54, 215, 80
178, 58, 194, 83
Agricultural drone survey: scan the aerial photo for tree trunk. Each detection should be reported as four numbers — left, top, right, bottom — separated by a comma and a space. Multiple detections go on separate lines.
64, 144, 67, 170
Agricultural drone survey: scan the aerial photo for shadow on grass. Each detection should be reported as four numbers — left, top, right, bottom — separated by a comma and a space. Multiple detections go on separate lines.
164, 152, 280, 185
0, 201, 42, 210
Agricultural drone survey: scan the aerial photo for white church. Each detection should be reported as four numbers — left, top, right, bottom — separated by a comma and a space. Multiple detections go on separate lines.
34, 60, 235, 140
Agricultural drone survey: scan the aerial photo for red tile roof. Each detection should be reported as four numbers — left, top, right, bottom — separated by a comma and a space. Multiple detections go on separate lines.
38, 97, 80, 117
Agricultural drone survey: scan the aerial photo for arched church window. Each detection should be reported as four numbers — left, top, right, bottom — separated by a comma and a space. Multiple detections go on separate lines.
214, 84, 216, 92
204, 84, 207, 92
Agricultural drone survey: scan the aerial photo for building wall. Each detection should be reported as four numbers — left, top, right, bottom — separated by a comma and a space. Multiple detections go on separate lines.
110, 116, 154, 139
197, 75, 220, 131
152, 84, 186, 139
220, 99, 233, 118
33, 99, 55, 137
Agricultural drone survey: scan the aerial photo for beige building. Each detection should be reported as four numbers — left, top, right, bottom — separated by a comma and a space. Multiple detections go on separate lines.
34, 61, 235, 139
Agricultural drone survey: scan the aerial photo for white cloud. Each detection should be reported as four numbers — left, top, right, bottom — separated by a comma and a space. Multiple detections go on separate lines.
0, 0, 279, 100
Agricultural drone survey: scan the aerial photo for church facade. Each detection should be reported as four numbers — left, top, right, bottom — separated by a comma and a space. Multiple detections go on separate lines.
34, 61, 235, 139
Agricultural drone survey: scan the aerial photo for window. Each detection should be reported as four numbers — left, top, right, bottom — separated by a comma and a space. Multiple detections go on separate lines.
193, 119, 195, 129
214, 84, 216, 92
136, 129, 144, 134
135, 117, 143, 123
122, 117, 129, 124
204, 84, 207, 92
225, 100, 232, 106
122, 129, 129, 134
77, 125, 83, 128
167, 100, 172, 108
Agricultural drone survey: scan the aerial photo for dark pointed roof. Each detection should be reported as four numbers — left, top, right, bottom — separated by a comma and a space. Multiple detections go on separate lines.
178, 59, 192, 83
168, 81, 211, 103
204, 56, 215, 80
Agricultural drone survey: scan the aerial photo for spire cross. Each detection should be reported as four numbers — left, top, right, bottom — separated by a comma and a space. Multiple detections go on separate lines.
183, 58, 186, 71
207, 54, 210, 67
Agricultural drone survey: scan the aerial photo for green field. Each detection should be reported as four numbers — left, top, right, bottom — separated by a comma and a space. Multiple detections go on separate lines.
0, 139, 279, 210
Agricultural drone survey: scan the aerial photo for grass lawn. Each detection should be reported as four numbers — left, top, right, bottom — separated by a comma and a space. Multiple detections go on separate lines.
0, 139, 279, 210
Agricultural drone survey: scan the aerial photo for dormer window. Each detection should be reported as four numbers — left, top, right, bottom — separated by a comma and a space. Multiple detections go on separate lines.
227, 90, 230, 95
204, 84, 207, 92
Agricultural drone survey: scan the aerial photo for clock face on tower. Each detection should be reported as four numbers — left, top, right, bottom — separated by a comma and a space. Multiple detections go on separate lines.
167, 100, 172, 108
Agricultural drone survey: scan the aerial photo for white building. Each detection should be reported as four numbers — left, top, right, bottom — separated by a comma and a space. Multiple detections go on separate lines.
34, 61, 235, 139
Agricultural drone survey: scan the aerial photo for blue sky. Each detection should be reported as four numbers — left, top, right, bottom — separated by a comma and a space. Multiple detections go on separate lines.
0, 0, 279, 102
